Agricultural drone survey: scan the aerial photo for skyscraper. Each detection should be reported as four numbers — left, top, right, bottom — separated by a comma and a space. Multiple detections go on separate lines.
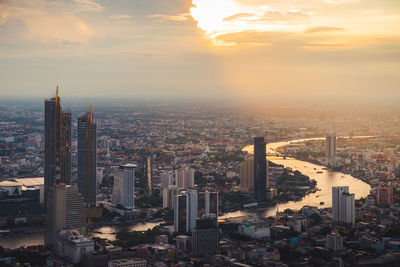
112, 164, 136, 210
160, 171, 174, 188
175, 168, 194, 189
198, 191, 218, 217
174, 189, 198, 234
376, 184, 393, 206
45, 183, 87, 249
254, 137, 267, 200
326, 131, 337, 165
163, 185, 179, 209
44, 87, 72, 206
240, 157, 254, 193
147, 155, 152, 195
78, 106, 97, 208
332, 186, 355, 227
192, 214, 219, 257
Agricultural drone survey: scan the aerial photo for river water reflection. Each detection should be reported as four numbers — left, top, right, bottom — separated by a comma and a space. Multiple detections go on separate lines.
0, 137, 371, 248
221, 137, 371, 218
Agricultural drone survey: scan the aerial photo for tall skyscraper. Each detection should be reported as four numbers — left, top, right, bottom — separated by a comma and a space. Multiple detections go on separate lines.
160, 171, 174, 188
44, 87, 72, 206
147, 155, 152, 195
174, 189, 198, 234
326, 131, 337, 165
254, 137, 267, 200
163, 185, 179, 209
192, 214, 219, 257
240, 157, 254, 193
175, 168, 194, 189
198, 191, 218, 217
112, 164, 136, 210
45, 183, 87, 249
78, 106, 97, 208
332, 186, 355, 227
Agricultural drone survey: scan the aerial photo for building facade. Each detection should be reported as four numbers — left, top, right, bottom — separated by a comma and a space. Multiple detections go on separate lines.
44, 87, 72, 206
240, 157, 254, 193
326, 132, 337, 165
254, 137, 267, 200
45, 184, 87, 249
77, 106, 97, 208
332, 186, 355, 226
175, 168, 194, 189
112, 164, 136, 210
192, 215, 218, 257
376, 185, 393, 206
162, 185, 179, 209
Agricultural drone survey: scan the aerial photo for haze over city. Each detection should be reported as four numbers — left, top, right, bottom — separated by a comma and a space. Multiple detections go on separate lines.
0, 0, 399, 102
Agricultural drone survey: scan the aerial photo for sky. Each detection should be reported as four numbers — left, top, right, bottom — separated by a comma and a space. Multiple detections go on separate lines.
0, 0, 399, 103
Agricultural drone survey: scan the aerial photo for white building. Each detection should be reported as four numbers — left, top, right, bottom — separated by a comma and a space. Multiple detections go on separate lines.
108, 258, 147, 267
326, 232, 343, 251
112, 164, 136, 210
332, 186, 355, 226
57, 230, 94, 264
162, 185, 179, 209
175, 168, 194, 189
160, 171, 174, 188
174, 189, 198, 233
239, 224, 270, 239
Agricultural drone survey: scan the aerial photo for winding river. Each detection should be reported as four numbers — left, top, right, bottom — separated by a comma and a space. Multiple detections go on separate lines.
221, 137, 372, 218
0, 137, 371, 248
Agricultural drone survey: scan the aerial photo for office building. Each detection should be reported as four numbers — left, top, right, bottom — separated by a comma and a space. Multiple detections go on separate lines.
112, 164, 136, 210
162, 185, 179, 209
240, 157, 254, 193
147, 156, 152, 195
160, 171, 174, 188
0, 180, 41, 225
78, 106, 97, 208
44, 87, 72, 206
376, 185, 393, 206
57, 230, 94, 264
174, 189, 198, 233
45, 184, 87, 249
326, 232, 343, 251
175, 168, 194, 189
326, 132, 337, 165
198, 191, 218, 217
254, 137, 267, 200
332, 186, 355, 227
192, 215, 218, 257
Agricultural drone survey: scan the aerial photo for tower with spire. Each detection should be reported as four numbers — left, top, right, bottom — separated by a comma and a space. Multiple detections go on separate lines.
77, 105, 97, 208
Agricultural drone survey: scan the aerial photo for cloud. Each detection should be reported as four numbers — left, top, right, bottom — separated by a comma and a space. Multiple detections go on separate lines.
73, 0, 105, 13
305, 26, 345, 34
109, 14, 132, 20
148, 13, 191, 22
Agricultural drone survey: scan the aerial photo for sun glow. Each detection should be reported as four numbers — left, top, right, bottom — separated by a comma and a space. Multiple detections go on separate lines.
190, 0, 310, 45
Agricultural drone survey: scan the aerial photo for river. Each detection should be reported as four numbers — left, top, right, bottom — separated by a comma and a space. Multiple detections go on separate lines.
0, 137, 371, 248
220, 136, 371, 218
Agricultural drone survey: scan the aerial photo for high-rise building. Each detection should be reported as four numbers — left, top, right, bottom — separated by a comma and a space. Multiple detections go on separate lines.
112, 164, 136, 210
332, 186, 355, 226
174, 189, 198, 234
175, 168, 194, 189
376, 185, 393, 206
78, 106, 97, 208
326, 232, 343, 251
160, 171, 174, 188
192, 214, 218, 257
240, 157, 254, 193
44, 87, 72, 206
163, 185, 179, 209
198, 191, 218, 217
147, 155, 152, 195
45, 183, 87, 249
254, 137, 267, 200
326, 132, 337, 165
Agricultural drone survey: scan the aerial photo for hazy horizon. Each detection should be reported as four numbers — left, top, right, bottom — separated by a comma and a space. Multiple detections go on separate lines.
1, 0, 399, 103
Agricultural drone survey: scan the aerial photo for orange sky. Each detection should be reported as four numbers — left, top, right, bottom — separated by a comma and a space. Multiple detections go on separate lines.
0, 0, 399, 102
